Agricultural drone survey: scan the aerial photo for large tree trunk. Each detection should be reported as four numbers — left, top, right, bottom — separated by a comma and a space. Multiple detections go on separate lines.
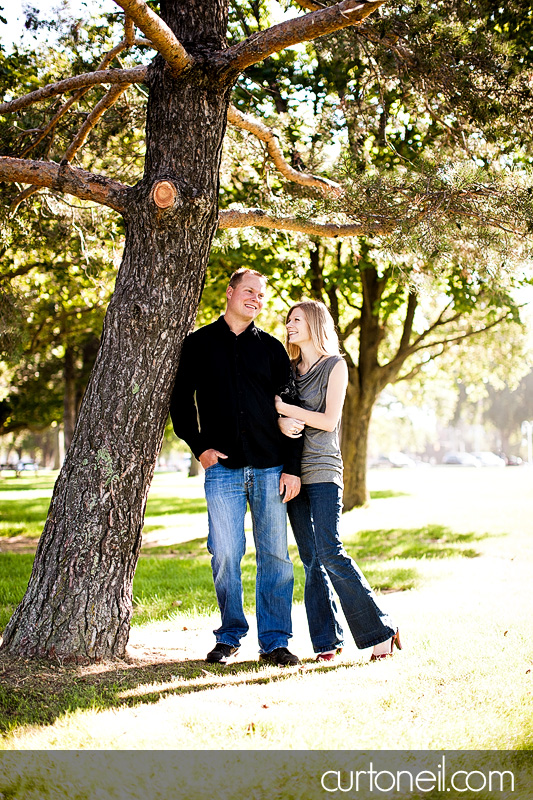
340, 256, 387, 510
188, 452, 200, 477
340, 370, 380, 510
1, 0, 231, 661
63, 344, 77, 452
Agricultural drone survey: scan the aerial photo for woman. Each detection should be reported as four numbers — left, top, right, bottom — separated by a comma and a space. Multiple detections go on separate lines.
276, 300, 401, 662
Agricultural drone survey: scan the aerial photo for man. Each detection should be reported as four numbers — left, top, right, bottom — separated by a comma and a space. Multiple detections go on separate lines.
170, 268, 303, 666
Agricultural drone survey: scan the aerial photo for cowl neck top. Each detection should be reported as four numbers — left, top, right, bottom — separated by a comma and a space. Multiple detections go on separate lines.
293, 355, 344, 487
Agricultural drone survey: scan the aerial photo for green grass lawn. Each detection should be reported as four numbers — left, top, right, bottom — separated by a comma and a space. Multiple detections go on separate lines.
0, 471, 208, 539
0, 471, 425, 628
1, 471, 483, 630
0, 466, 532, 764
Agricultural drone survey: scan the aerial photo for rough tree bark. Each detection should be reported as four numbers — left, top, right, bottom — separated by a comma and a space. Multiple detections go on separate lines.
340, 371, 381, 510
63, 344, 77, 452
0, 0, 232, 661
341, 264, 389, 509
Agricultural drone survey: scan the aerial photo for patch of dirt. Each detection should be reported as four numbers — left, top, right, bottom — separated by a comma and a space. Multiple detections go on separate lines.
0, 534, 204, 554
0, 536, 38, 553
0, 633, 208, 698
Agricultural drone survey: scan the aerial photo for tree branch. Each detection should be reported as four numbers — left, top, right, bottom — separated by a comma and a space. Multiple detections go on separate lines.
0, 67, 147, 114
62, 85, 130, 164
9, 186, 40, 213
355, 21, 418, 67
99, 36, 154, 69
227, 105, 343, 198
20, 96, 82, 159
412, 313, 513, 353
386, 310, 514, 385
18, 14, 154, 161
340, 313, 362, 340
218, 0, 389, 74
218, 207, 390, 237
0, 157, 128, 213
111, 0, 193, 75
396, 290, 417, 355
291, 0, 324, 10
384, 303, 462, 370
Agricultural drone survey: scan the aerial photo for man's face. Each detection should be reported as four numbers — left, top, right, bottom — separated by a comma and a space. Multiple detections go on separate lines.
226, 275, 267, 323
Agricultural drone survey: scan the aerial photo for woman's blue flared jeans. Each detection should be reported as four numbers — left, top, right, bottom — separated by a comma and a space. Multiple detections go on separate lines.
204, 463, 294, 654
288, 481, 395, 652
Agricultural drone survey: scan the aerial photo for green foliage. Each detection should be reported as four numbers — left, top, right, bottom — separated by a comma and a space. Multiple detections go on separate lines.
2, 0, 533, 458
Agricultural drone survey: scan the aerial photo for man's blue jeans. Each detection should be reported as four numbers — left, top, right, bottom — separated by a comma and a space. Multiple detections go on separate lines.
288, 481, 396, 652
204, 463, 294, 654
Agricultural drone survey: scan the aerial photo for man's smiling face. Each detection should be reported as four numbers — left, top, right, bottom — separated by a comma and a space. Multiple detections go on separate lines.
226, 274, 267, 324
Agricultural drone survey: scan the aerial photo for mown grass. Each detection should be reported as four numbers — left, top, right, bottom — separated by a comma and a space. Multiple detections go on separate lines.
1, 518, 485, 632
1, 751, 532, 800
0, 654, 231, 736
0, 498, 51, 538
0, 481, 207, 539
0, 472, 401, 539
1, 467, 531, 762
0, 472, 429, 628
0, 474, 57, 492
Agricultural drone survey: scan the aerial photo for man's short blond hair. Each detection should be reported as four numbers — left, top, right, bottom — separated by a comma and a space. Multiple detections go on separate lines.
228, 268, 267, 289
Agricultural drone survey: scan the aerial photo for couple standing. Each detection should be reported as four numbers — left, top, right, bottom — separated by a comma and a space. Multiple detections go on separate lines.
171, 268, 400, 666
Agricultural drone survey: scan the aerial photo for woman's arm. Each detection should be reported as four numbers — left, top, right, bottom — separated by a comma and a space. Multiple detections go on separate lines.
275, 360, 348, 432
278, 416, 304, 438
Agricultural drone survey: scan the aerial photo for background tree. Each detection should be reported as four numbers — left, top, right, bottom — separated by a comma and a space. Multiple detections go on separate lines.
0, 0, 532, 661
1, 196, 119, 448
210, 0, 533, 506
484, 369, 533, 456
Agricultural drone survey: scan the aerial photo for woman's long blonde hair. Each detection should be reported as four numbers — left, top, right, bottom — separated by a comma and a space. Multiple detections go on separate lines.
286, 300, 341, 364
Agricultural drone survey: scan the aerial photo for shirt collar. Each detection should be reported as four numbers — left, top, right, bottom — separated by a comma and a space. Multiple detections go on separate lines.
217, 315, 257, 337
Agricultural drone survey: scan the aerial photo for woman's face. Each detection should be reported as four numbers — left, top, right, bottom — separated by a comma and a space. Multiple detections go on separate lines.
286, 308, 311, 346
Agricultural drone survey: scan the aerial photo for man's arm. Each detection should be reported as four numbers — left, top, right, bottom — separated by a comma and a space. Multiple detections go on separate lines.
169, 335, 207, 459
269, 337, 304, 484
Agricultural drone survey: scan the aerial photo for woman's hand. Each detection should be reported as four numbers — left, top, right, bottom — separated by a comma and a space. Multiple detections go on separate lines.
275, 394, 285, 414
278, 416, 305, 438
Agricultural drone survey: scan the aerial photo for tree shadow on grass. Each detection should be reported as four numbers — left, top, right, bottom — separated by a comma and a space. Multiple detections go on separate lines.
0, 522, 497, 739
0, 652, 356, 737
1, 523, 491, 631
0, 498, 50, 538
343, 524, 491, 561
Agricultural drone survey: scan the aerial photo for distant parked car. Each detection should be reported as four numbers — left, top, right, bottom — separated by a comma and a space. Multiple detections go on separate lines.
369, 452, 416, 469
506, 455, 523, 467
368, 455, 393, 469
388, 452, 417, 468
441, 451, 480, 467
471, 451, 506, 467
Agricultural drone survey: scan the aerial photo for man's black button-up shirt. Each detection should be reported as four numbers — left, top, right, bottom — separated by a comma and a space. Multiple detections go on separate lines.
170, 316, 302, 475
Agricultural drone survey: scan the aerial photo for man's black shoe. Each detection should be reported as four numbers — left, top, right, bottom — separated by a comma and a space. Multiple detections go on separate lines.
206, 643, 239, 664
259, 647, 300, 667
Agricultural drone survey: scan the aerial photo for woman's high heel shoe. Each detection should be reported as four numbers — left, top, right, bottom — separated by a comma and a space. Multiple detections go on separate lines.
316, 647, 343, 662
370, 630, 402, 661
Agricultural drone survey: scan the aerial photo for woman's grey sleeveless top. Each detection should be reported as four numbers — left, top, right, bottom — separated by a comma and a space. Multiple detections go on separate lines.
295, 355, 344, 488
